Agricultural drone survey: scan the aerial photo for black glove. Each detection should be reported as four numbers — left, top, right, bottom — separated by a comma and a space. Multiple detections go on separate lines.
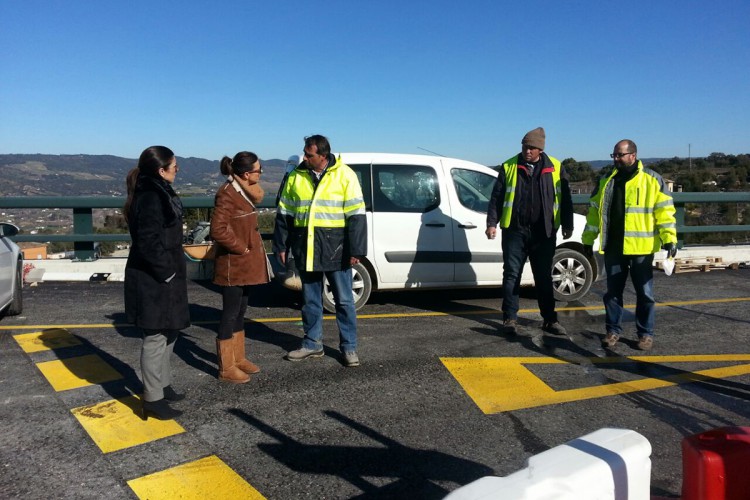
583, 245, 594, 259
663, 243, 677, 258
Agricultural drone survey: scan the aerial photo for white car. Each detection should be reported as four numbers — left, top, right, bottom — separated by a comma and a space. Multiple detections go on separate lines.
278, 153, 601, 312
0, 222, 23, 316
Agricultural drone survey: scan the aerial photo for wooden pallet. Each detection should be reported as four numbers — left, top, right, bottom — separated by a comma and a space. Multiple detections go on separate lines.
654, 256, 740, 273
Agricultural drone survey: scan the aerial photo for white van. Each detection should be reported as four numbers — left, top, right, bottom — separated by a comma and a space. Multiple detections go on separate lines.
278, 153, 601, 312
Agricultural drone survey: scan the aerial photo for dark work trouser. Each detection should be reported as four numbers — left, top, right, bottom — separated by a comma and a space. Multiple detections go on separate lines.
501, 228, 558, 322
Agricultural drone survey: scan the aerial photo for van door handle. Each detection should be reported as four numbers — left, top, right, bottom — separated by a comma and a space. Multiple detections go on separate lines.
458, 223, 477, 229
425, 222, 446, 227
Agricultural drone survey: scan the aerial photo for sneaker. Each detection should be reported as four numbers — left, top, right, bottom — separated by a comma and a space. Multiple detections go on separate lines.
637, 336, 654, 351
543, 321, 567, 336
602, 332, 620, 348
286, 347, 324, 361
343, 351, 360, 367
502, 319, 518, 335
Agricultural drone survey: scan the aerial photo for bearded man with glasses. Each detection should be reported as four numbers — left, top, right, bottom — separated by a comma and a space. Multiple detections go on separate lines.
582, 140, 677, 351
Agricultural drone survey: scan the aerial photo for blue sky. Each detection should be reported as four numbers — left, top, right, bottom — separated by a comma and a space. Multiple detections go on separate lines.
2, 0, 748, 165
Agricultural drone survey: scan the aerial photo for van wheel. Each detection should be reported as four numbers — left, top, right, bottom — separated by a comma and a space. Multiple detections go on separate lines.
551, 248, 593, 302
7, 263, 23, 316
322, 262, 372, 313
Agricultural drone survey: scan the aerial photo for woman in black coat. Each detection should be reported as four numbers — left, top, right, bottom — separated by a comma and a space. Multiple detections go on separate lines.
124, 146, 190, 420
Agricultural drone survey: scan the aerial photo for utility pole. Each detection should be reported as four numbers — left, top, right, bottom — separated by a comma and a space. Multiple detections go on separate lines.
689, 143, 692, 170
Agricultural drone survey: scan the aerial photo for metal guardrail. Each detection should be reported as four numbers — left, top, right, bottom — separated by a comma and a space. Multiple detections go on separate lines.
2, 192, 750, 260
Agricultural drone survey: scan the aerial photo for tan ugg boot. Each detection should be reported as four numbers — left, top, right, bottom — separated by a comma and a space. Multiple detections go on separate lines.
216, 338, 250, 384
233, 331, 260, 374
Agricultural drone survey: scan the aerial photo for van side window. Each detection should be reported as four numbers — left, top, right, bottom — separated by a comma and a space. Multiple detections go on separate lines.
450, 168, 496, 213
348, 164, 372, 211
373, 165, 439, 213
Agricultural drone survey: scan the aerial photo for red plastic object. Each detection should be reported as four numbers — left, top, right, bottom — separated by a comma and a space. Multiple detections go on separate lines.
682, 426, 750, 500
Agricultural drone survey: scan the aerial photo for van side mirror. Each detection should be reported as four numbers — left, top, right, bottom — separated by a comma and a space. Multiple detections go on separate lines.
0, 222, 20, 238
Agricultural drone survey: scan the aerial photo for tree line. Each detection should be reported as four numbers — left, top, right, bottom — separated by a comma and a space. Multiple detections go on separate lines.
561, 152, 750, 192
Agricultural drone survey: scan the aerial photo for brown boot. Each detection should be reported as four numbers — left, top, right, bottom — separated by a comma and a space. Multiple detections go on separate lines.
233, 331, 260, 374
216, 338, 250, 384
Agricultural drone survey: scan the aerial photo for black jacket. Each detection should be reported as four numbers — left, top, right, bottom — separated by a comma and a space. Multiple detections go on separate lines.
124, 175, 190, 331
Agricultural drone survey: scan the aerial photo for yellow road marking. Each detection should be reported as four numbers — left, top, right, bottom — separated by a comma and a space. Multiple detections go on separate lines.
12, 328, 82, 352
36, 354, 122, 391
127, 455, 265, 500
2, 296, 749, 330
441, 354, 750, 414
71, 395, 184, 453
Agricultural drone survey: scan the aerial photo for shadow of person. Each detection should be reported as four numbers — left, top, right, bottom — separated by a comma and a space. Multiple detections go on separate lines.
109, 301, 221, 378
513, 303, 750, 426
35, 328, 143, 414
228, 408, 494, 498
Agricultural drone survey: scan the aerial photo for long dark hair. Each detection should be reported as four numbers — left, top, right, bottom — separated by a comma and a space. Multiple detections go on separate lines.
124, 146, 175, 216
220, 151, 259, 177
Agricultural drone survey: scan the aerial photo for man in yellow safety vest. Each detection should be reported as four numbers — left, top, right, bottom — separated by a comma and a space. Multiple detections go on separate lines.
582, 139, 677, 351
273, 135, 367, 366
486, 127, 574, 336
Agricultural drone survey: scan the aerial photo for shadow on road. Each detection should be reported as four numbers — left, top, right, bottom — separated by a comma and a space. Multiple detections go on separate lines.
228, 408, 493, 499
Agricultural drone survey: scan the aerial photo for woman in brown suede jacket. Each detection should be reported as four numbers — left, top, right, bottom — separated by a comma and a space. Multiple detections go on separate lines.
210, 151, 270, 383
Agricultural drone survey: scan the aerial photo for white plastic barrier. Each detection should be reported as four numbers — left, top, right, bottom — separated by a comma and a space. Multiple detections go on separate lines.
445, 428, 651, 500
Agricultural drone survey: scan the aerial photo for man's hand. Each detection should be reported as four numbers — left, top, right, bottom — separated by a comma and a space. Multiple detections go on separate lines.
562, 228, 573, 240
583, 245, 594, 259
276, 252, 286, 266
663, 242, 677, 258
350, 256, 360, 266
485, 227, 497, 240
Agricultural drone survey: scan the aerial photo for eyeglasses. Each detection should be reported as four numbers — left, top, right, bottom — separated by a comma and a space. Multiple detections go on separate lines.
610, 152, 633, 159
246, 166, 263, 174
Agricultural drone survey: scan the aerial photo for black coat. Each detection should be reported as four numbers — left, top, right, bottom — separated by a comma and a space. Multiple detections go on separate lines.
124, 176, 190, 331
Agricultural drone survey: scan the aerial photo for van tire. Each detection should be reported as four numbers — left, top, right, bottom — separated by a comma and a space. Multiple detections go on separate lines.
322, 262, 372, 313
7, 263, 23, 316
551, 248, 593, 302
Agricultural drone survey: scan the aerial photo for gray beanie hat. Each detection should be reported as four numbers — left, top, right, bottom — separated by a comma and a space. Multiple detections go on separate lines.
522, 127, 546, 150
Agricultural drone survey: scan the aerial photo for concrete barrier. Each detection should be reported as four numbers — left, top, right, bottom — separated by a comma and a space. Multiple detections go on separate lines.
22, 257, 214, 283
444, 428, 651, 500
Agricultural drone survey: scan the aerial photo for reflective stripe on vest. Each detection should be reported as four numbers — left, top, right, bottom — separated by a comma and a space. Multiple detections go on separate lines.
277, 157, 366, 269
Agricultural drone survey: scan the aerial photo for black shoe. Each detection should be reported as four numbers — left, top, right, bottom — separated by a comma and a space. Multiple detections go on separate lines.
141, 399, 183, 421
163, 385, 185, 402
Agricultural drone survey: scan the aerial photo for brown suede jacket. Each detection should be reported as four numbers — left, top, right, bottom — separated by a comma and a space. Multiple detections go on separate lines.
210, 180, 270, 287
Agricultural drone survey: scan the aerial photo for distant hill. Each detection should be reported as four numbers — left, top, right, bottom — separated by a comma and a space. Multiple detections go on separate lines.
0, 153, 670, 197
0, 154, 288, 197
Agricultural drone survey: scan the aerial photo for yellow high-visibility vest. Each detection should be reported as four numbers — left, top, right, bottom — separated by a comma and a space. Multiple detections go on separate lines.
277, 156, 365, 270
582, 161, 677, 254
498, 155, 562, 229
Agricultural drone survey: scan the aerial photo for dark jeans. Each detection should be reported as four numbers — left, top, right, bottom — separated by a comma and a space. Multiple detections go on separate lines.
603, 253, 655, 337
218, 286, 250, 340
501, 228, 557, 322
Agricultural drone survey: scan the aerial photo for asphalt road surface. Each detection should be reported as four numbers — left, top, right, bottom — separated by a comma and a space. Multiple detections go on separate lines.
2, 268, 749, 499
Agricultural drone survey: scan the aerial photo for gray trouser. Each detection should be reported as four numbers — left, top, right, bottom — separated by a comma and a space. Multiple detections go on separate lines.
140, 330, 178, 402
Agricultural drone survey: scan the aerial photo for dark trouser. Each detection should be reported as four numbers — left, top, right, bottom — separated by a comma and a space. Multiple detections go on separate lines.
501, 228, 558, 322
141, 329, 179, 402
219, 286, 250, 340
603, 253, 655, 337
